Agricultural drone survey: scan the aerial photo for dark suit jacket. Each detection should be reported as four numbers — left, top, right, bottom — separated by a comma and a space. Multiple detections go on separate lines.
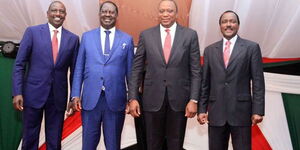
128, 24, 201, 112
12, 23, 79, 111
199, 36, 265, 126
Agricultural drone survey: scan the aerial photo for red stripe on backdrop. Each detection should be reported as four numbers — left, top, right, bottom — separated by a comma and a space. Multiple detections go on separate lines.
252, 125, 272, 150
200, 56, 300, 65
262, 57, 300, 63
39, 112, 82, 150
38, 57, 300, 149
40, 114, 273, 150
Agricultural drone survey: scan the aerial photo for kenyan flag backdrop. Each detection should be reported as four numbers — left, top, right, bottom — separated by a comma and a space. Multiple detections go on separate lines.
1, 53, 300, 150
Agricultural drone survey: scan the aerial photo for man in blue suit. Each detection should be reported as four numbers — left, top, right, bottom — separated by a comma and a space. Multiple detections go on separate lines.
12, 1, 79, 150
70, 1, 134, 150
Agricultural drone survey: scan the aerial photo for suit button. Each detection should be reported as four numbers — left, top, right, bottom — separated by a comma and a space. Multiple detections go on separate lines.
163, 80, 167, 86
225, 82, 228, 86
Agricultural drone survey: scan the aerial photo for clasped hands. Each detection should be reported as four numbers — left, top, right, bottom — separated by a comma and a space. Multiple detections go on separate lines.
66, 97, 82, 116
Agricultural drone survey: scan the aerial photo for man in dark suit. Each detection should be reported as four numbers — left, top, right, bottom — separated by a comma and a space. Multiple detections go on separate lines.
198, 10, 265, 150
12, 1, 79, 150
127, 0, 201, 149
70, 1, 134, 150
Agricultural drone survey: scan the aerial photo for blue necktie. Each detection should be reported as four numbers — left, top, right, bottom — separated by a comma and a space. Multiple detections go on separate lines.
104, 30, 111, 59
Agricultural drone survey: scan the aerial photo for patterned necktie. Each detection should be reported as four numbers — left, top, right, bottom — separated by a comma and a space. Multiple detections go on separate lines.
52, 30, 58, 63
163, 28, 171, 63
104, 30, 111, 58
223, 40, 231, 68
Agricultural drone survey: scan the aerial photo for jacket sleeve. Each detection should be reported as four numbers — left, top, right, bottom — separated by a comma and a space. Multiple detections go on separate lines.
128, 32, 146, 101
12, 27, 33, 96
250, 44, 265, 116
199, 47, 210, 113
189, 30, 201, 101
70, 34, 86, 98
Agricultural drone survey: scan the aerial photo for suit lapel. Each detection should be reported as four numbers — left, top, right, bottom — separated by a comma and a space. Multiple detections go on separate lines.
41, 24, 54, 65
168, 25, 182, 64
227, 36, 243, 68
105, 29, 121, 63
152, 25, 166, 64
215, 40, 226, 69
95, 28, 106, 63
55, 27, 68, 65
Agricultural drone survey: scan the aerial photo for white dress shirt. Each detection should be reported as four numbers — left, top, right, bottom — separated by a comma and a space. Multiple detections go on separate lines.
48, 23, 62, 51
160, 23, 177, 48
100, 26, 116, 55
223, 34, 238, 56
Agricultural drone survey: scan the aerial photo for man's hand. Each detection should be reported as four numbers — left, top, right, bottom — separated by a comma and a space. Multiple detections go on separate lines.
252, 114, 263, 125
66, 102, 74, 116
72, 97, 82, 112
13, 95, 23, 111
127, 99, 141, 118
185, 100, 197, 118
197, 113, 208, 125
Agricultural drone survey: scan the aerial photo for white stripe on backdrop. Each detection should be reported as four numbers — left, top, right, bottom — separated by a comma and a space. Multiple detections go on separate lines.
18, 114, 137, 149
17, 73, 299, 150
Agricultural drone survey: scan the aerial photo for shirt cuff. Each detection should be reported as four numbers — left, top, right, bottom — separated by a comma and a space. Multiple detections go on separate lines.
190, 99, 198, 104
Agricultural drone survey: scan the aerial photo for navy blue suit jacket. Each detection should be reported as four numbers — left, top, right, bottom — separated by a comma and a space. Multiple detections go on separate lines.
13, 23, 79, 111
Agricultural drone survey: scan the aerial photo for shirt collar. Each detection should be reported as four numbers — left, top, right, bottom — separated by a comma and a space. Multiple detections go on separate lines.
160, 22, 177, 32
100, 26, 116, 35
48, 23, 62, 33
223, 34, 238, 45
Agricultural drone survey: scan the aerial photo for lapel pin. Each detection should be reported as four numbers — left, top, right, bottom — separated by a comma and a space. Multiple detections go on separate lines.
122, 43, 127, 49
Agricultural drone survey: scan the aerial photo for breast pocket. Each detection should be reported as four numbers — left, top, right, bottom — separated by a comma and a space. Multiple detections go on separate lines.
209, 96, 216, 102
237, 94, 251, 101
116, 43, 128, 56
26, 77, 41, 85
144, 80, 152, 86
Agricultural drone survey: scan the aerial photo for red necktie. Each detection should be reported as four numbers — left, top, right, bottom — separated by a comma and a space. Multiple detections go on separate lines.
52, 30, 58, 63
163, 28, 171, 63
223, 40, 231, 68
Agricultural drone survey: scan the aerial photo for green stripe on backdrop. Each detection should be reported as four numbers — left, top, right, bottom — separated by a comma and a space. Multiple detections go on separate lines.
282, 93, 300, 150
263, 60, 300, 68
0, 54, 22, 150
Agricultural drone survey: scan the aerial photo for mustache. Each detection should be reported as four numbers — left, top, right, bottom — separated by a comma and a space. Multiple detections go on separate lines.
225, 27, 233, 30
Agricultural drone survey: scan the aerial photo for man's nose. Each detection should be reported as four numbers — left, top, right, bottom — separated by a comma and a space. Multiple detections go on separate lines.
104, 12, 112, 16
162, 11, 169, 17
226, 22, 232, 27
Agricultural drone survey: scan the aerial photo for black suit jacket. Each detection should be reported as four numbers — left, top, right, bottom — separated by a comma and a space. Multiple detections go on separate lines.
129, 24, 201, 111
199, 36, 265, 126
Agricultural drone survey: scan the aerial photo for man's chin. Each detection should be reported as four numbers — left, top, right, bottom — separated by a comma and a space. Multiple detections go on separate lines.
49, 22, 61, 28
224, 35, 235, 39
53, 21, 63, 26
161, 23, 172, 28
224, 32, 234, 37
102, 25, 113, 29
